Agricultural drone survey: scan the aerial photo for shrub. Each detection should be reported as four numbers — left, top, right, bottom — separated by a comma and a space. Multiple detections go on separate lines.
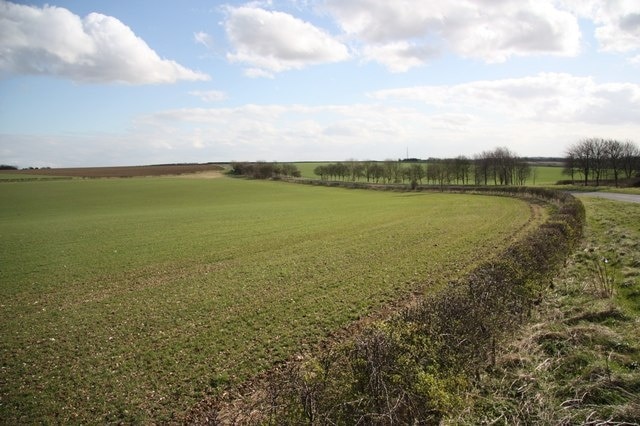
229, 162, 300, 179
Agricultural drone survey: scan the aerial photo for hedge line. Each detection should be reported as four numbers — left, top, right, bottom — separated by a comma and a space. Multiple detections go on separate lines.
207, 183, 585, 425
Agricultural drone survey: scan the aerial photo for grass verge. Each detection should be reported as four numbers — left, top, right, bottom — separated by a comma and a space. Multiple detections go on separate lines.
448, 197, 640, 424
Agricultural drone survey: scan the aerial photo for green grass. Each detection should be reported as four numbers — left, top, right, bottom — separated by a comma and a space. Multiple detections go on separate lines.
0, 177, 533, 423
293, 162, 565, 186
580, 198, 640, 314
294, 161, 331, 179
0, 173, 70, 181
449, 196, 640, 424
531, 165, 564, 186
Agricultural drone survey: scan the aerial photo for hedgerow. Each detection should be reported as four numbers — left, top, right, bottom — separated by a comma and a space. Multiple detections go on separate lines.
206, 185, 585, 424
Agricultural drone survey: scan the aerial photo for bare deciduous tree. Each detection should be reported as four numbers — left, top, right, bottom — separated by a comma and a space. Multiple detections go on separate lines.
621, 140, 640, 180
565, 138, 638, 186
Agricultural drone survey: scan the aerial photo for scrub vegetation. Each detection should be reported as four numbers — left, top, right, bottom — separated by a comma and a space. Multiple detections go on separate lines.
450, 196, 640, 424
0, 176, 532, 423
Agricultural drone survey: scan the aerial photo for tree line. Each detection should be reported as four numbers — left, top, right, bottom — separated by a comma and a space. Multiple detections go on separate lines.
563, 138, 640, 187
230, 161, 301, 179
314, 147, 534, 186
229, 139, 639, 187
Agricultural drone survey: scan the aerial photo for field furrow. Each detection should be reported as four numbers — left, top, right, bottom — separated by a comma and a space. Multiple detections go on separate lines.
0, 177, 536, 422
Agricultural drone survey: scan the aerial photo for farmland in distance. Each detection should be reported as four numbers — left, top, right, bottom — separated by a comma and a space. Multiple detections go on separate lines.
293, 162, 565, 186
1, 176, 535, 423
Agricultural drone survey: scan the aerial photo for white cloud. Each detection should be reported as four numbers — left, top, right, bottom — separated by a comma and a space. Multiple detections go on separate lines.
193, 128, 204, 148
189, 90, 227, 102
132, 75, 640, 161
135, 103, 426, 160
5, 79, 640, 168
194, 31, 214, 49
362, 41, 439, 72
323, 0, 581, 69
224, 6, 349, 75
560, 0, 640, 53
369, 73, 640, 125
0, 0, 209, 84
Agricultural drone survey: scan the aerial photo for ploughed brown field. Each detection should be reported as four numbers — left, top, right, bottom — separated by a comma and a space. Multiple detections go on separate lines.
4, 163, 225, 178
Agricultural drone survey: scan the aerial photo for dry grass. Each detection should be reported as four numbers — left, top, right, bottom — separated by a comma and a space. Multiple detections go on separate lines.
448, 197, 640, 425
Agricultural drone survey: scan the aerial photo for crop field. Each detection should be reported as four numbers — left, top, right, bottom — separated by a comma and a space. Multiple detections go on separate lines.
294, 161, 331, 179
1, 176, 535, 423
293, 162, 565, 186
0, 163, 225, 179
532, 165, 565, 185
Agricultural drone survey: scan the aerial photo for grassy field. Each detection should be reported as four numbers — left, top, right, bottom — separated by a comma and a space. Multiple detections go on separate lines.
294, 162, 330, 179
0, 174, 71, 181
532, 165, 565, 185
451, 196, 640, 424
0, 176, 534, 423
293, 162, 565, 186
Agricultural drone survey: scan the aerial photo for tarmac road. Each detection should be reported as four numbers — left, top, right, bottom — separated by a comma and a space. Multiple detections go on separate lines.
573, 192, 640, 204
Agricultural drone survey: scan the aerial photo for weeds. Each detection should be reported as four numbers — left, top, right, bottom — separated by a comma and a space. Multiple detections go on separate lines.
449, 196, 640, 425
590, 255, 616, 298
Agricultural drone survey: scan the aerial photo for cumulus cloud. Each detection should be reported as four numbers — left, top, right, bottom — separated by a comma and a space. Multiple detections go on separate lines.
6, 78, 640, 168
0, 0, 209, 84
122, 73, 640, 161
369, 73, 640, 125
138, 81, 639, 160
362, 41, 439, 72
560, 0, 640, 53
322, 0, 581, 69
136, 103, 425, 159
224, 6, 349, 76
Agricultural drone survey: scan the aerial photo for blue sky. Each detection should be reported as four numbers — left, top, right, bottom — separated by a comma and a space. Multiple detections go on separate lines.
1, 0, 639, 167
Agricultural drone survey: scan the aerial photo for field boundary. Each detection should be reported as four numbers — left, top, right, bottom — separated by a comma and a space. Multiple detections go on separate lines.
0, 163, 225, 179
186, 182, 585, 424
0, 175, 73, 182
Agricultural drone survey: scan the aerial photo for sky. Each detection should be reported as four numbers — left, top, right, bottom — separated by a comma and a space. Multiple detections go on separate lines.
1, 0, 639, 167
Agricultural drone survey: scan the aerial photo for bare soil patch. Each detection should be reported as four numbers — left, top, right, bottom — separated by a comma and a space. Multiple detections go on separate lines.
172, 170, 224, 179
5, 163, 225, 178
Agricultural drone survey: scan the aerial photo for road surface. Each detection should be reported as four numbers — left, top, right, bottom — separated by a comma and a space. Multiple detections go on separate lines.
573, 192, 640, 204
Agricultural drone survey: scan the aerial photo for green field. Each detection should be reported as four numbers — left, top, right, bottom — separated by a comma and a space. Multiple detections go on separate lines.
294, 162, 330, 179
453, 194, 640, 424
531, 165, 565, 185
1, 176, 534, 423
0, 173, 70, 181
293, 162, 565, 186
